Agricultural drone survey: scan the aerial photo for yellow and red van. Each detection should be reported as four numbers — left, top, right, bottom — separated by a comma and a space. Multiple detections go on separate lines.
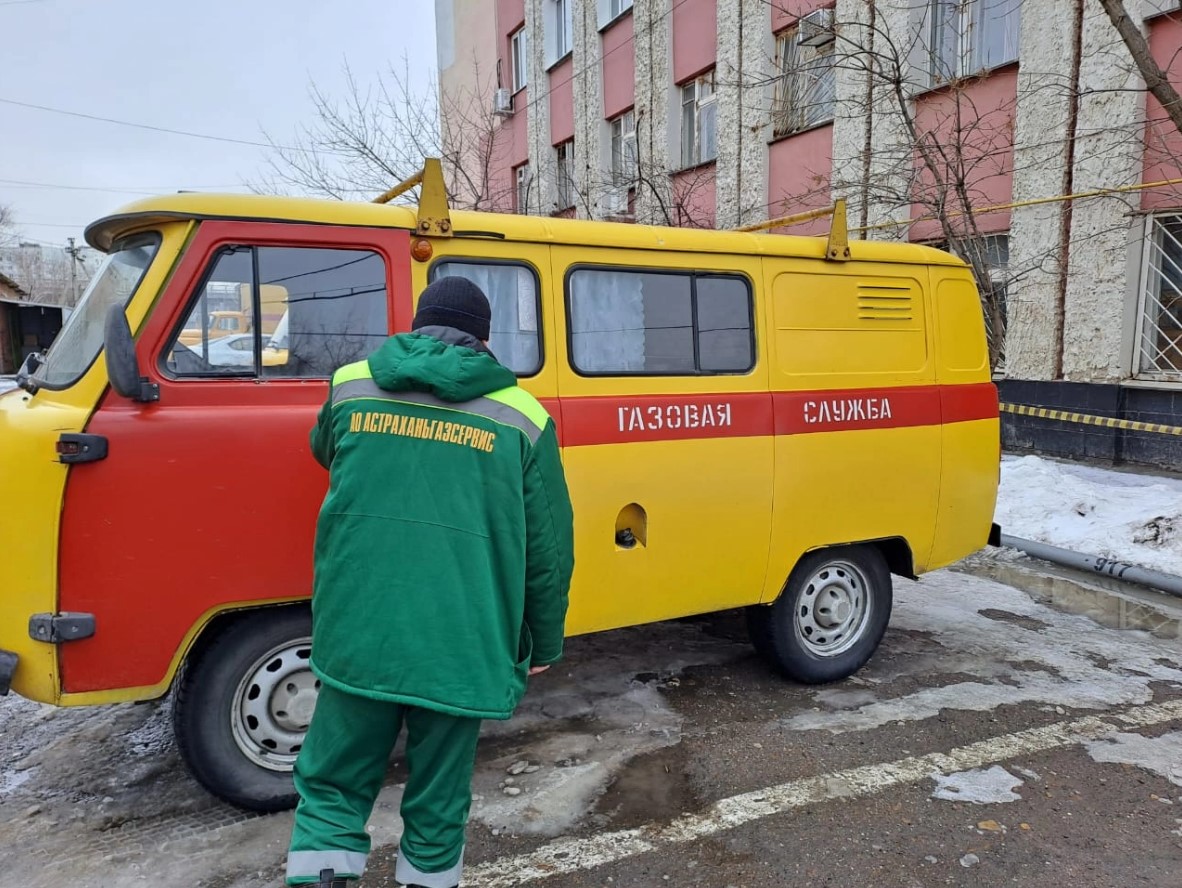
0, 161, 998, 811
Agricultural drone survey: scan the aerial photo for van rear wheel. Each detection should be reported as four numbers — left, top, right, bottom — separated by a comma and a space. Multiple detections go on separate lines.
173, 607, 315, 812
746, 545, 892, 684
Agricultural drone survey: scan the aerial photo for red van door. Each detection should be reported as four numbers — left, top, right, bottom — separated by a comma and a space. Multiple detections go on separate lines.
57, 221, 413, 695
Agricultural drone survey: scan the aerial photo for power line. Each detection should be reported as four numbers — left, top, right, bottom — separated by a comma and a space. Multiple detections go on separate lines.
18, 221, 89, 229
0, 177, 246, 195
0, 97, 345, 155
0, 179, 157, 196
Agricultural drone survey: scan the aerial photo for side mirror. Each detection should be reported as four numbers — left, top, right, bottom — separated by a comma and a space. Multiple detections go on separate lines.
13, 351, 42, 394
20, 351, 42, 376
104, 306, 159, 402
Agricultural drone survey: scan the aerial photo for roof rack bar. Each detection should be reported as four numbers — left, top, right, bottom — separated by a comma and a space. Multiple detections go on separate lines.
735, 198, 851, 262
372, 157, 452, 237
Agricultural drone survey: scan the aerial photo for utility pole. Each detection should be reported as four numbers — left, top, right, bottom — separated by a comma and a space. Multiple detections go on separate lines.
65, 237, 80, 306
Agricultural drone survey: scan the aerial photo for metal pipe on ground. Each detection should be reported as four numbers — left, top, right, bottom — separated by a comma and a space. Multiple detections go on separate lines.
999, 533, 1182, 601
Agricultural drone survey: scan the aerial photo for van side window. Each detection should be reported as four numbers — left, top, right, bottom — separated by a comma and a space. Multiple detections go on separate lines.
164, 246, 388, 379
567, 268, 754, 375
429, 260, 541, 376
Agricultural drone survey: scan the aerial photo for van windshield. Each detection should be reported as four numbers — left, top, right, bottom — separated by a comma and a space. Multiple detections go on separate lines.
31, 232, 161, 389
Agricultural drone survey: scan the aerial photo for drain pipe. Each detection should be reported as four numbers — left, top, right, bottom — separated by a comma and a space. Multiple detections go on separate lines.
999, 533, 1182, 601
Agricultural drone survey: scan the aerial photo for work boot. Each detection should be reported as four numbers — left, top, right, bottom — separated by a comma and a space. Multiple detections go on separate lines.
315, 869, 348, 887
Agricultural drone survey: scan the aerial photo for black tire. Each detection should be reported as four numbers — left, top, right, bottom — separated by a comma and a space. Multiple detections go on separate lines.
173, 606, 315, 812
746, 545, 892, 684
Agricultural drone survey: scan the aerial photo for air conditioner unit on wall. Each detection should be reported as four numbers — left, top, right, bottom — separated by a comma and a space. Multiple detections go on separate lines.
493, 88, 514, 116
797, 8, 835, 47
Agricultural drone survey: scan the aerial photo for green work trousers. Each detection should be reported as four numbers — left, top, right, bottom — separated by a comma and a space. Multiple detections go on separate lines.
285, 684, 482, 887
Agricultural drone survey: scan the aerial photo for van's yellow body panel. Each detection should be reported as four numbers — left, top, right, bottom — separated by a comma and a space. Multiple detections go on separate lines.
0, 191, 997, 707
0, 222, 191, 702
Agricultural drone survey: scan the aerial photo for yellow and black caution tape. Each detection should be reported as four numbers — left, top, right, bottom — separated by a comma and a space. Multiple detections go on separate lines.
1001, 403, 1182, 437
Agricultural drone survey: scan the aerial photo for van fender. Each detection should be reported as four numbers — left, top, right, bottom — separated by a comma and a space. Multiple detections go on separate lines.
58, 597, 308, 707
768, 536, 916, 604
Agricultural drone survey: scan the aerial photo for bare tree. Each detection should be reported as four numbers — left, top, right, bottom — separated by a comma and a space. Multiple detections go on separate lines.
2, 243, 90, 307
562, 104, 720, 229
0, 204, 15, 249
782, 12, 1023, 369
729, 1, 1162, 373
260, 60, 516, 211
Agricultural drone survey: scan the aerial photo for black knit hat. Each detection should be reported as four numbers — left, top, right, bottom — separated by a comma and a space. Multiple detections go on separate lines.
412, 277, 492, 341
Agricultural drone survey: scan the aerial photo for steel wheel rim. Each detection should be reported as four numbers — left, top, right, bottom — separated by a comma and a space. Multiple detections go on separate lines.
230, 637, 317, 771
793, 560, 872, 658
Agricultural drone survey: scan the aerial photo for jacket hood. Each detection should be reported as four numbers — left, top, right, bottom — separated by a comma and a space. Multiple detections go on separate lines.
367, 325, 517, 402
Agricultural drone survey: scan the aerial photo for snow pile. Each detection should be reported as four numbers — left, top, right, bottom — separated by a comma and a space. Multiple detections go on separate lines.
996, 455, 1182, 576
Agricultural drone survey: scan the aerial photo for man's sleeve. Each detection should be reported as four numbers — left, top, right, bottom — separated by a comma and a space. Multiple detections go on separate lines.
309, 394, 335, 469
522, 420, 575, 666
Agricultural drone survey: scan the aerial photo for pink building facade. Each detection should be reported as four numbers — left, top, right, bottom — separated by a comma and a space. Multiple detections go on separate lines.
437, 0, 1182, 466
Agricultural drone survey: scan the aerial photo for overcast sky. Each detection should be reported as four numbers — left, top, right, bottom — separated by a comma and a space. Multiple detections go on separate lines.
1, 0, 437, 251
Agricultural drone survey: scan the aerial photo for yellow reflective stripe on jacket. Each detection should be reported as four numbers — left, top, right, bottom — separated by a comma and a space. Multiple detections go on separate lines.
485, 385, 550, 433
330, 378, 545, 444
331, 360, 372, 386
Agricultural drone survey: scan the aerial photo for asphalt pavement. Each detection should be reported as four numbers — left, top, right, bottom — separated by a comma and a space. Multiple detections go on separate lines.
1, 558, 1180, 888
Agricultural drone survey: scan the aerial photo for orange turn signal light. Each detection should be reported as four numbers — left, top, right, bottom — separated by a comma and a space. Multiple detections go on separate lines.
411, 238, 433, 262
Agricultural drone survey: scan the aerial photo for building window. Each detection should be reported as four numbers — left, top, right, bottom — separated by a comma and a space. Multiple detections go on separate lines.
1137, 215, 1182, 379
555, 140, 576, 210
547, 0, 573, 65
680, 71, 717, 169
598, 0, 634, 28
568, 268, 754, 375
610, 110, 637, 186
773, 24, 836, 137
511, 26, 528, 92
515, 163, 532, 213
430, 261, 541, 375
929, 0, 1020, 83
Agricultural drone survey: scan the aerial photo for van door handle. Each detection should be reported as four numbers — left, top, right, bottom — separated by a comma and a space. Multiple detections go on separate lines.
56, 433, 108, 464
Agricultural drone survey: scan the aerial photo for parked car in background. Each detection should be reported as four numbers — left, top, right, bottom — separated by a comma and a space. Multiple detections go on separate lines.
201, 333, 256, 367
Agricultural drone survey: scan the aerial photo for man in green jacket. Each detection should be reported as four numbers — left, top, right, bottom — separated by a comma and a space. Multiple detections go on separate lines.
285, 277, 575, 888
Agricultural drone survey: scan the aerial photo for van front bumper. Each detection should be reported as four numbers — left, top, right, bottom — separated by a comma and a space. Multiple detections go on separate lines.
0, 648, 17, 695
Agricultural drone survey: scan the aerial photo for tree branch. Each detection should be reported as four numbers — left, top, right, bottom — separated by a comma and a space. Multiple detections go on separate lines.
1097, 0, 1182, 136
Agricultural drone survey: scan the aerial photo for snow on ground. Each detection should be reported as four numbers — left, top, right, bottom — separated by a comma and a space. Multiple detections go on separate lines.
0, 377, 17, 394
784, 569, 1182, 734
930, 765, 1025, 804
996, 454, 1182, 576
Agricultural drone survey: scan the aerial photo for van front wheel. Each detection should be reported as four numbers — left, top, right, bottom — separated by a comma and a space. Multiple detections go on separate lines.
172, 607, 315, 812
746, 546, 892, 684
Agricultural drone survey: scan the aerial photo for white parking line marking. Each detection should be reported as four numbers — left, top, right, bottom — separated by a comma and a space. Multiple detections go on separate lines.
466, 699, 1182, 886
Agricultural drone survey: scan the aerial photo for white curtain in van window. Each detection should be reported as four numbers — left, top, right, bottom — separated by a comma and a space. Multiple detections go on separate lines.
569, 269, 645, 371
436, 264, 539, 373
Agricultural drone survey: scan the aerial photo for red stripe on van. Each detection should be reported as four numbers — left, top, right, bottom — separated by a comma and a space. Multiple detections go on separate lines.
560, 392, 773, 446
940, 381, 999, 424
548, 383, 997, 447
771, 383, 997, 434
774, 386, 941, 435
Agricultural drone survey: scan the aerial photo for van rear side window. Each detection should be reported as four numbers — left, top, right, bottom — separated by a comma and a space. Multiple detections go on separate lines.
429, 260, 542, 376
567, 267, 754, 375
